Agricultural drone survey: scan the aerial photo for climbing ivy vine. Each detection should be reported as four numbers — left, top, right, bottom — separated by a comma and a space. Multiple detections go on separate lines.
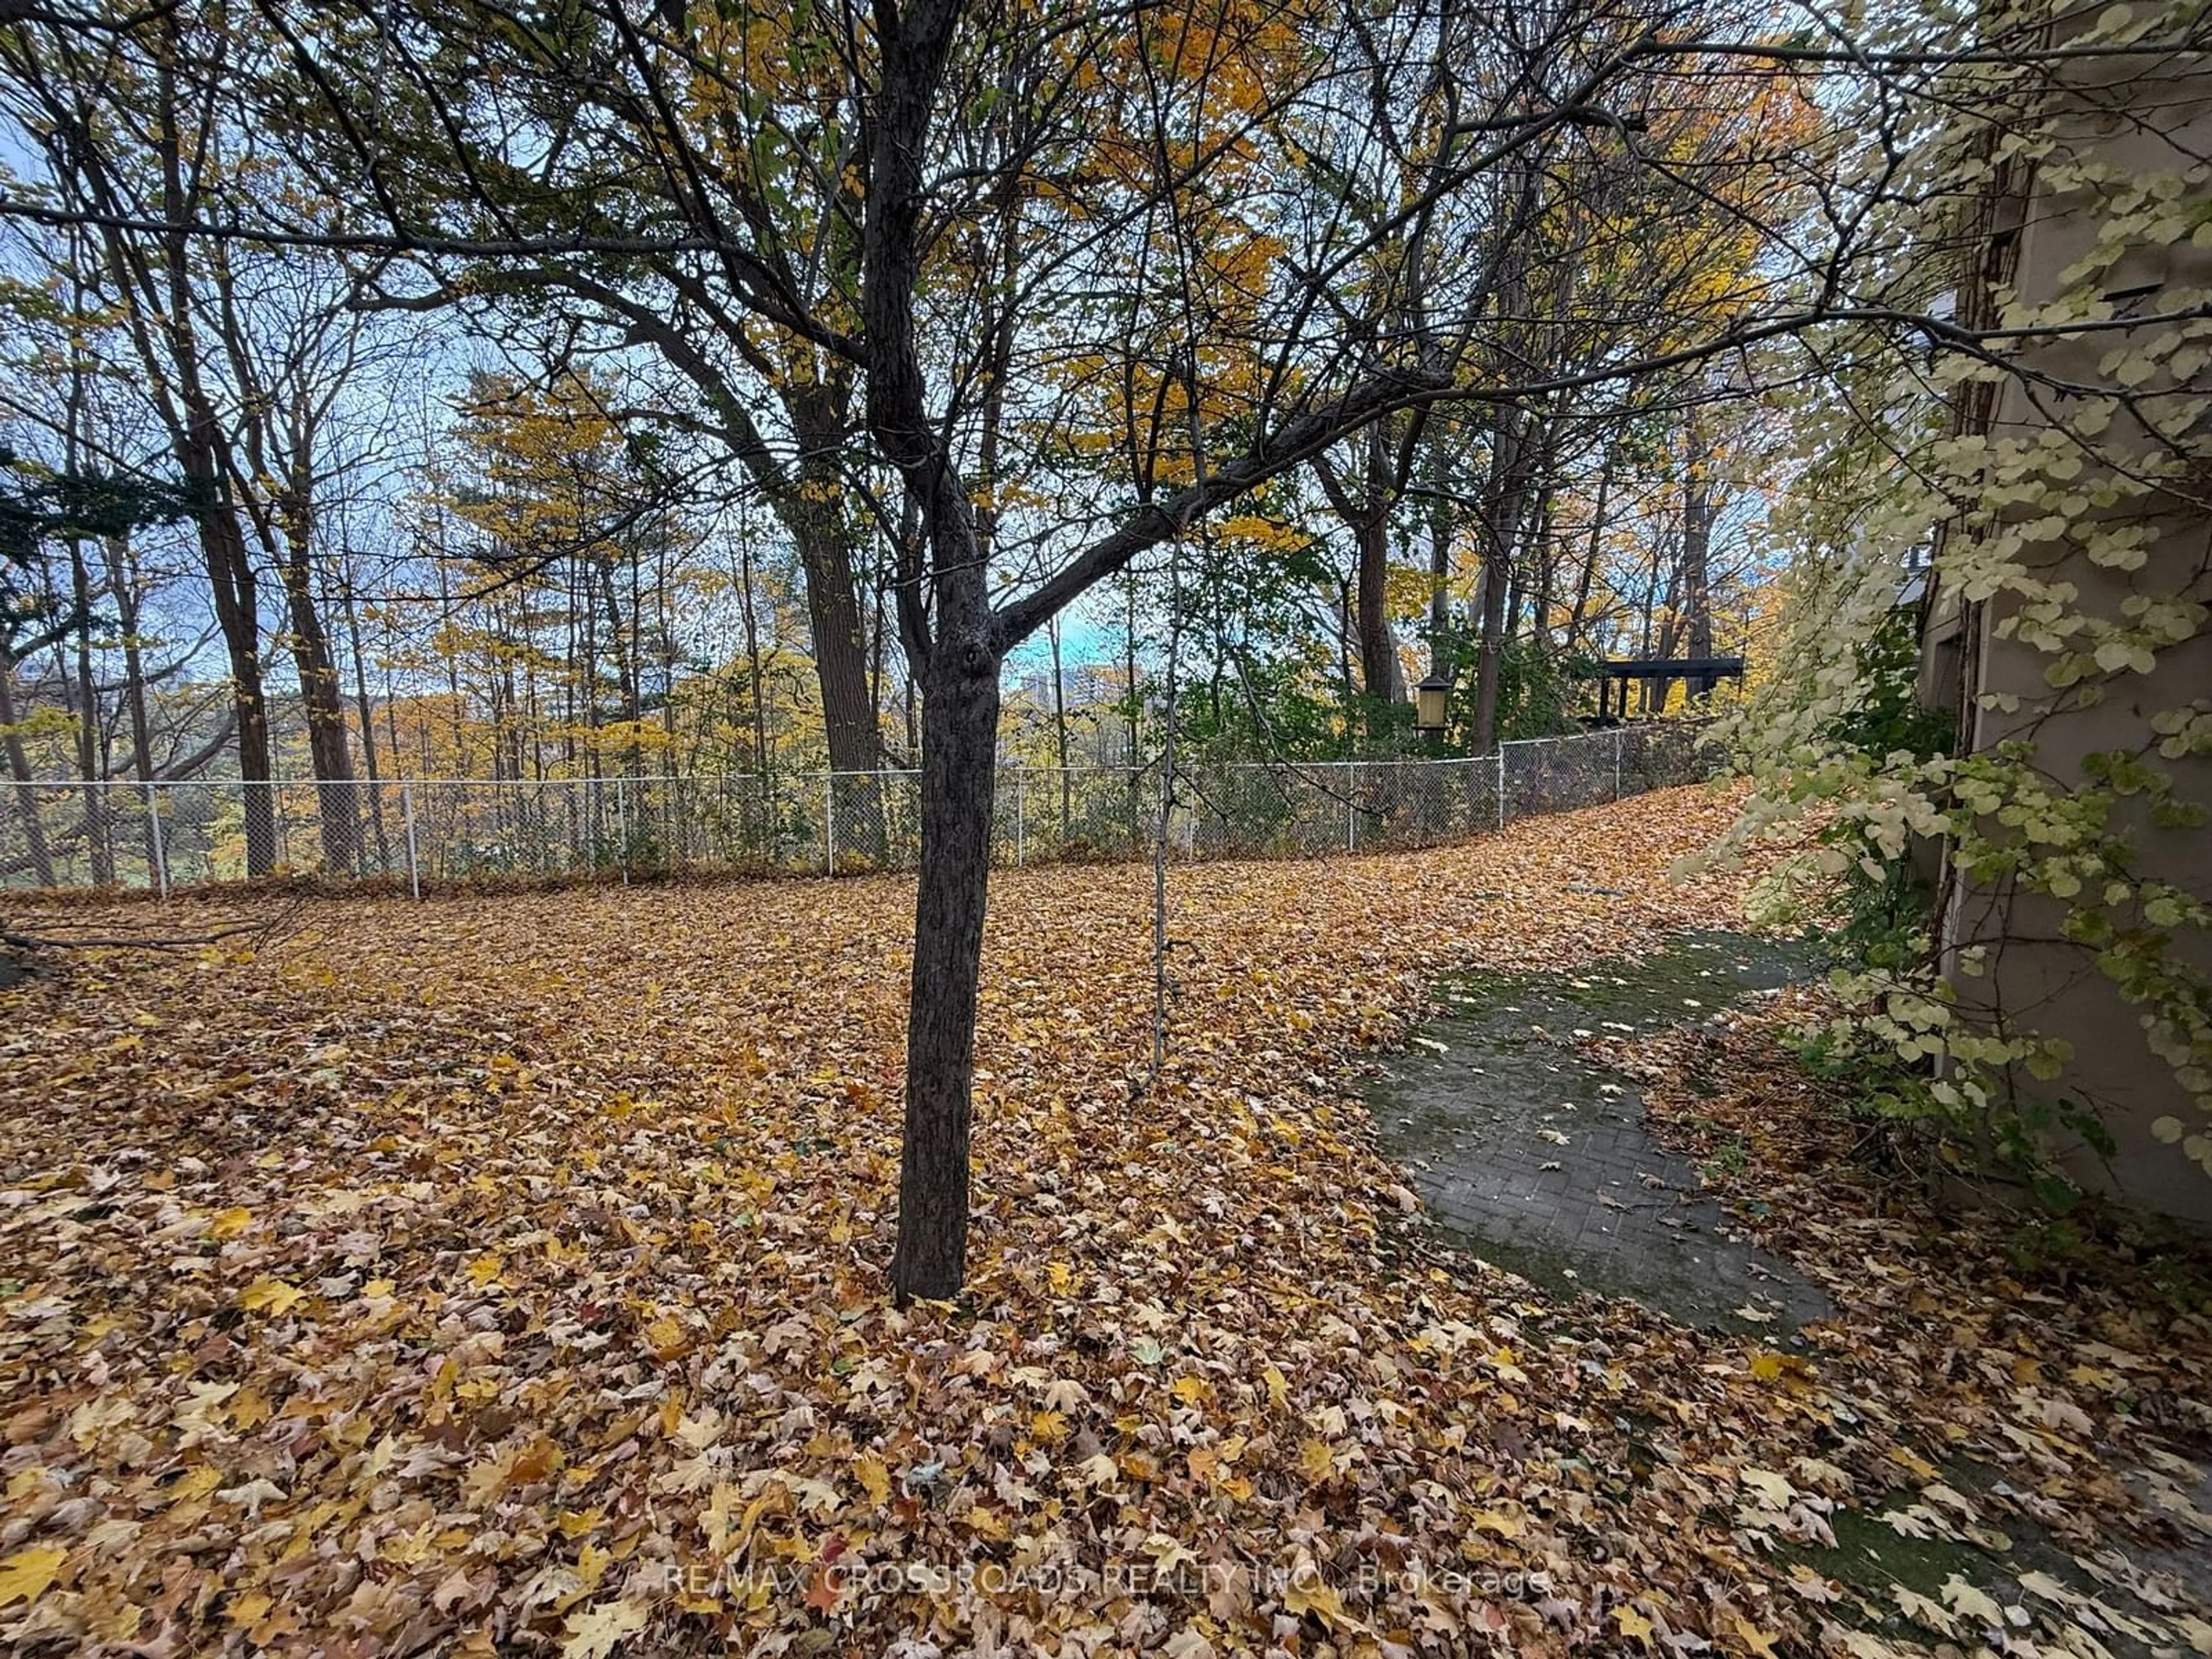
1710, 0, 2212, 1187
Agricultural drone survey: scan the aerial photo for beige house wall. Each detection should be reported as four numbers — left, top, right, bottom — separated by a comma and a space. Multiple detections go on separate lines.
1925, 50, 2212, 1226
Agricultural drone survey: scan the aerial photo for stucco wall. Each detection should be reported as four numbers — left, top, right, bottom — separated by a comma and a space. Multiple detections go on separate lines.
1933, 50, 2212, 1225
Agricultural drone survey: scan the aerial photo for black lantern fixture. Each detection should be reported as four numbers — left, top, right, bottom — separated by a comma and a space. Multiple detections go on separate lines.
1412, 670, 1452, 734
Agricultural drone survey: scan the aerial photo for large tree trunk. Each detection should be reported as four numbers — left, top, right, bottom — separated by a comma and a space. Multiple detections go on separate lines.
60, 334, 115, 884
787, 396, 880, 779
276, 513, 358, 872
103, 533, 164, 877
1354, 503, 1399, 717
140, 33, 276, 874
1316, 430, 1405, 740
339, 572, 391, 868
104, 536, 155, 784
1425, 433, 1455, 702
1681, 412, 1715, 698
787, 448, 884, 861
1048, 615, 1072, 834
65, 537, 116, 884
0, 655, 56, 887
1647, 547, 1683, 714
1470, 172, 1536, 755
195, 484, 276, 875
890, 618, 1001, 1303
1470, 403, 1529, 755
1565, 445, 1616, 664
594, 555, 642, 773
796, 498, 887, 861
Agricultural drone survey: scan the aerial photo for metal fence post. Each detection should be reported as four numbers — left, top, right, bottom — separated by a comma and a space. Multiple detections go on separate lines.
143, 779, 169, 898
824, 775, 836, 876
1014, 770, 1026, 866
615, 775, 631, 884
1346, 790, 1355, 853
1495, 746, 1508, 830
400, 781, 421, 899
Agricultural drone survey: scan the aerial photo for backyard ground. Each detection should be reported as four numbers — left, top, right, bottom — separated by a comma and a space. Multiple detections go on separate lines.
1, 785, 2206, 1658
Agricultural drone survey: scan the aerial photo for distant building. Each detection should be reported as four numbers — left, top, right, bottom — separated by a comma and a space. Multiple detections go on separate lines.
1006, 662, 1140, 767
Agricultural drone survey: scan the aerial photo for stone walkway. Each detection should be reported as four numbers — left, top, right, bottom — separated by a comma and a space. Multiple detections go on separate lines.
1372, 934, 2212, 1642
1373, 931, 1834, 1333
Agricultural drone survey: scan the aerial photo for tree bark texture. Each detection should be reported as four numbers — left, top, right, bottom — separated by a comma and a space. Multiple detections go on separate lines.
889, 631, 999, 1301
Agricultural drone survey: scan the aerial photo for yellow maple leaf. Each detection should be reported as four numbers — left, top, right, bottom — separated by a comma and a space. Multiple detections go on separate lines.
0, 1544, 66, 1608
1029, 1409, 1069, 1445
1296, 1437, 1338, 1484
208, 1207, 253, 1240
1613, 1605, 1655, 1647
166, 1465, 224, 1505
854, 1452, 891, 1506
967, 1505, 1009, 1540
230, 1386, 272, 1431
382, 1523, 437, 1565
238, 1278, 307, 1316
1285, 1576, 1361, 1630
560, 1597, 649, 1659
702, 1482, 741, 1555
1889, 1445, 1938, 1480
1472, 1508, 1525, 1537
573, 1541, 611, 1593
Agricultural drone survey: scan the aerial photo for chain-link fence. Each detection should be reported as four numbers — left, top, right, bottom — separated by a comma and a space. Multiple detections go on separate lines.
0, 725, 1715, 894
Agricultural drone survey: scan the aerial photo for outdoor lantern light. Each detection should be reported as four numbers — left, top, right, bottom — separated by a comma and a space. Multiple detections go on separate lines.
1413, 671, 1452, 734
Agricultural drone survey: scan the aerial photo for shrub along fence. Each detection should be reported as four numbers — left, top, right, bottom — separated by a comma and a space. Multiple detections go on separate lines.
1, 723, 1711, 895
